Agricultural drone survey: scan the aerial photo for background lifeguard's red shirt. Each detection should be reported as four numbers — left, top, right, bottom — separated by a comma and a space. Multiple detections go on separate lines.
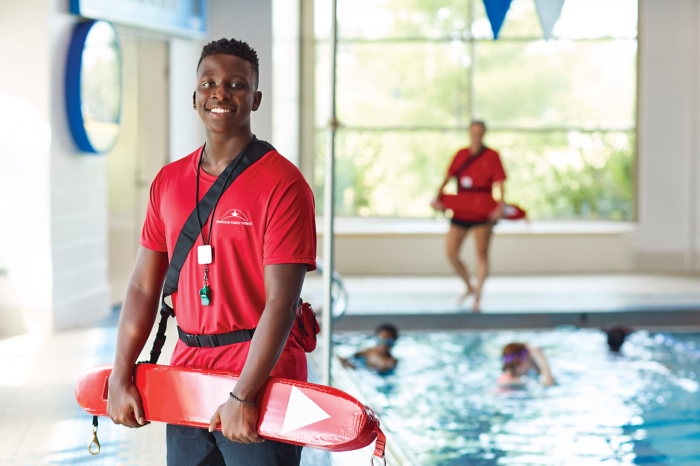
447, 146, 507, 189
140, 146, 317, 381
446, 147, 507, 222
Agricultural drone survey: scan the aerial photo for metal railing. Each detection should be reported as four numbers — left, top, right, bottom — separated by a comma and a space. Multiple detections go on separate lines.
314, 256, 348, 320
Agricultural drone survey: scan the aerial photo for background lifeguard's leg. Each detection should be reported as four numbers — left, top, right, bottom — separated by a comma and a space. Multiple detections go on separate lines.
446, 224, 475, 302
472, 224, 494, 312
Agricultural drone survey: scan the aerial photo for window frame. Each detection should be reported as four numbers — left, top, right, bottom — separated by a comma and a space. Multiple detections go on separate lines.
303, 0, 640, 221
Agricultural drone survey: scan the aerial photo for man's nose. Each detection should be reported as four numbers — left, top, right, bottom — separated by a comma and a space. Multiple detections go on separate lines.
211, 83, 231, 100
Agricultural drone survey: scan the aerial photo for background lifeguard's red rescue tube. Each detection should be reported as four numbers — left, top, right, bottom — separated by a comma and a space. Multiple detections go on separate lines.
76, 363, 385, 454
440, 193, 526, 221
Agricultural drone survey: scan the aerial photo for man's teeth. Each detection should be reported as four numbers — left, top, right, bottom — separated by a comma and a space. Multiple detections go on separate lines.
210, 108, 232, 114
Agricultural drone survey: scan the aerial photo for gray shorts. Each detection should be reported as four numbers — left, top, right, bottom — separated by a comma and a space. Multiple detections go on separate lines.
166, 424, 303, 466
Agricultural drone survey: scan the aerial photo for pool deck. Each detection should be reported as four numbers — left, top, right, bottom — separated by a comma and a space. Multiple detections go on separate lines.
3, 273, 699, 464
302, 274, 700, 331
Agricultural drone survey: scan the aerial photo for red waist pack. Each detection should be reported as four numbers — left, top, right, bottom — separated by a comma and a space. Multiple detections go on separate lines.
290, 300, 320, 352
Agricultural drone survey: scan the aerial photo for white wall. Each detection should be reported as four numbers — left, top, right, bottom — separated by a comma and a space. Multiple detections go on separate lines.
320, 220, 635, 275
0, 0, 54, 335
272, 0, 301, 165
169, 38, 206, 162
635, 0, 700, 271
209, 0, 273, 143
49, 1, 112, 330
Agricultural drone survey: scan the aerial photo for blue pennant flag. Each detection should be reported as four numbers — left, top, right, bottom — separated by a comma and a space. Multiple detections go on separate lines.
482, 0, 513, 39
534, 0, 566, 41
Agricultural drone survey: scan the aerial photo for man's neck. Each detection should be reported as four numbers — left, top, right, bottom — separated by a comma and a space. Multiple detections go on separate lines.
470, 144, 483, 155
202, 128, 255, 176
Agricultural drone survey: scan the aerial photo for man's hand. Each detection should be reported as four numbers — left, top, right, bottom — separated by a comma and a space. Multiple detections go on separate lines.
209, 397, 263, 443
107, 378, 149, 428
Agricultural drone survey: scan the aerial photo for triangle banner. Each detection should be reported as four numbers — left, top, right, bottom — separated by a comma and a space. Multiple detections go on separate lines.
533, 0, 566, 41
482, 0, 513, 39
281, 386, 331, 434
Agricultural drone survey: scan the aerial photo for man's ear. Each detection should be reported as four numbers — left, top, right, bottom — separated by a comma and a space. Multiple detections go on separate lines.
192, 91, 197, 110
252, 91, 262, 112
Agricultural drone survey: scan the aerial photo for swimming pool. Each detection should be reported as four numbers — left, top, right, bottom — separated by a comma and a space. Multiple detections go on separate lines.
334, 329, 700, 465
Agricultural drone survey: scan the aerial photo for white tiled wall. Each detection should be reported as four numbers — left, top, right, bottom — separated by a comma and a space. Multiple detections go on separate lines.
48, 6, 111, 331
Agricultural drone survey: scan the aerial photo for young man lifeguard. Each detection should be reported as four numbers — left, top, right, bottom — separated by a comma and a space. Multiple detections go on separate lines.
431, 121, 506, 312
106, 38, 316, 466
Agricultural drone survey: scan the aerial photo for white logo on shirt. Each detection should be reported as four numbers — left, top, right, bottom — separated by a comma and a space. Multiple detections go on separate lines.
460, 176, 473, 188
216, 209, 252, 226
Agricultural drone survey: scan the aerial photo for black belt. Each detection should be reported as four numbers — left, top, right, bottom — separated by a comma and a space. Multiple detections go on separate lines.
458, 187, 492, 193
177, 326, 255, 348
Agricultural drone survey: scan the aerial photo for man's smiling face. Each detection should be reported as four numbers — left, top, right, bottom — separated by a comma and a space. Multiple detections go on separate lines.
193, 54, 262, 134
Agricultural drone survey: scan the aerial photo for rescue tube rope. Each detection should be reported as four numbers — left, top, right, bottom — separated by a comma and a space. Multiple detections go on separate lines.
88, 415, 100, 455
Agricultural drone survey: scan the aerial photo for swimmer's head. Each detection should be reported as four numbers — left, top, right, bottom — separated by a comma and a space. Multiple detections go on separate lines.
603, 324, 632, 352
502, 342, 532, 376
375, 323, 398, 348
469, 120, 486, 147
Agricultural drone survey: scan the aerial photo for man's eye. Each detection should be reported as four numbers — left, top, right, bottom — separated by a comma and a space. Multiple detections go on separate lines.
230, 83, 243, 88
202, 82, 213, 87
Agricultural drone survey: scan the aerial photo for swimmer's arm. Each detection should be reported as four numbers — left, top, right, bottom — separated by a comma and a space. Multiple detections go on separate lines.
339, 357, 356, 369
211, 263, 306, 442
527, 345, 555, 386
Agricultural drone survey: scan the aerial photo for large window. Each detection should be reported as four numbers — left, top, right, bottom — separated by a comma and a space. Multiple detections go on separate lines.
313, 0, 637, 220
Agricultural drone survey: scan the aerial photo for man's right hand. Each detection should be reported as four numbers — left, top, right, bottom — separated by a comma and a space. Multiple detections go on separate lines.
107, 377, 149, 428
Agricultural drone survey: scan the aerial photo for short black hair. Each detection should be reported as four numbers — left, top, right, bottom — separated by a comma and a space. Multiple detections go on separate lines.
198, 38, 259, 89
606, 328, 626, 352
375, 323, 398, 340
470, 120, 487, 131
603, 324, 631, 352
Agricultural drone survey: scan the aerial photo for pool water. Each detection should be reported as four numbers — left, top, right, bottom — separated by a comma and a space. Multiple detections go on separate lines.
335, 329, 700, 465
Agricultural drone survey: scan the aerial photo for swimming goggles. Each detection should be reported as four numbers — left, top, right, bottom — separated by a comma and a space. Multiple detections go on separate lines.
376, 337, 395, 347
502, 349, 528, 363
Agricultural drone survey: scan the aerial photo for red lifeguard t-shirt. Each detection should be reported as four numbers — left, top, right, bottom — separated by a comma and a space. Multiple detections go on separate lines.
446, 147, 507, 222
447, 146, 506, 190
140, 145, 317, 381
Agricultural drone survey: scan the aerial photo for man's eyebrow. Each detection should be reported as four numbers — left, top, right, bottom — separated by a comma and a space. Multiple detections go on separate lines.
197, 73, 250, 81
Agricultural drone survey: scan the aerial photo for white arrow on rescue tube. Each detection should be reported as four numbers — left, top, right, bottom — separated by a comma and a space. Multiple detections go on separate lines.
281, 386, 331, 434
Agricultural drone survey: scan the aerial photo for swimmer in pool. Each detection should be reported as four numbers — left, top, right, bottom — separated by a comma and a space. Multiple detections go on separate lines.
497, 343, 555, 387
602, 323, 633, 352
339, 324, 398, 373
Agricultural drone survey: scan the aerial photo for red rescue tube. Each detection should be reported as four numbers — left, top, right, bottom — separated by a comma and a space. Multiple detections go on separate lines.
440, 193, 526, 221
76, 363, 385, 456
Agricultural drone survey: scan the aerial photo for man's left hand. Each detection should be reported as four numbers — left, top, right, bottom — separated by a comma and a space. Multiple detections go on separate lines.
209, 397, 264, 443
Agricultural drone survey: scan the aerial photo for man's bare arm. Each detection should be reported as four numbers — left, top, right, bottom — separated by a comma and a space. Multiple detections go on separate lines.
108, 246, 169, 428
209, 263, 306, 443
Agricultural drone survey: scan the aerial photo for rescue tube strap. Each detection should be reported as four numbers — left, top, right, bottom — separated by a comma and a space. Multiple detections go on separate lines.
454, 146, 487, 179
148, 138, 274, 365
372, 425, 386, 459
177, 326, 255, 348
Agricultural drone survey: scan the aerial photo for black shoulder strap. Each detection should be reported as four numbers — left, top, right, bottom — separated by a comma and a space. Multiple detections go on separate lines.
455, 146, 488, 178
148, 138, 274, 364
